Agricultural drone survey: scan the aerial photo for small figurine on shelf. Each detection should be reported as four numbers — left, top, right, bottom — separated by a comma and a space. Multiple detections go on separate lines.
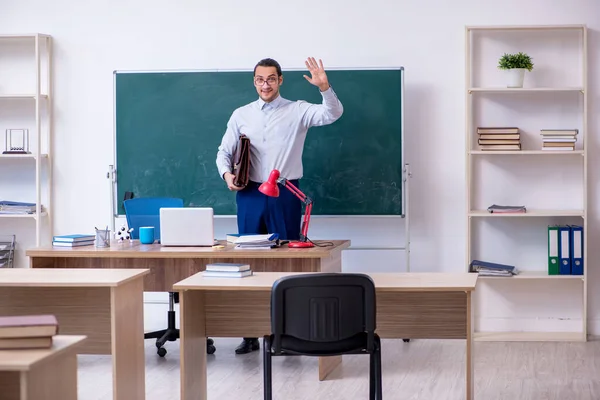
114, 224, 134, 243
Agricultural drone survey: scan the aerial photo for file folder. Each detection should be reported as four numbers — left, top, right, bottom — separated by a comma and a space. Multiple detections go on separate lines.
558, 226, 571, 275
569, 225, 583, 275
547, 225, 559, 275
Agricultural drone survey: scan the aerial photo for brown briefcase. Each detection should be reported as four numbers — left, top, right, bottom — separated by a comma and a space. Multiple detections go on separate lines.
232, 134, 250, 187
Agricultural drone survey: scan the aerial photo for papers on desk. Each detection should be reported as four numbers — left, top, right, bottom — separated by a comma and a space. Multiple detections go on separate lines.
233, 233, 279, 249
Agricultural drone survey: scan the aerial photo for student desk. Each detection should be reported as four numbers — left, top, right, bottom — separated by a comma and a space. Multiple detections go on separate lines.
0, 335, 86, 400
26, 240, 350, 291
173, 271, 478, 400
0, 268, 149, 400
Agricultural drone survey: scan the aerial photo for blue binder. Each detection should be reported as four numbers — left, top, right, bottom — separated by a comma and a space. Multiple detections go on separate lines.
569, 225, 583, 275
558, 226, 571, 275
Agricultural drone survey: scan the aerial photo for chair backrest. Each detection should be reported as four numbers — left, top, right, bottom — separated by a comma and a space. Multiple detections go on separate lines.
123, 197, 184, 240
270, 273, 376, 352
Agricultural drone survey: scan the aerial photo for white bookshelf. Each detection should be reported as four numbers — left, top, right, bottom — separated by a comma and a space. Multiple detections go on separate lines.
0, 33, 53, 258
465, 25, 587, 341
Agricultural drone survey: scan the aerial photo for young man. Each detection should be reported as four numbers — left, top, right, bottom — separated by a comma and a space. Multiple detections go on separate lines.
215, 57, 344, 354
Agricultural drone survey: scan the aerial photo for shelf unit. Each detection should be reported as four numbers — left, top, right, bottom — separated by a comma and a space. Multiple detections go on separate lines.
465, 25, 587, 342
0, 34, 53, 257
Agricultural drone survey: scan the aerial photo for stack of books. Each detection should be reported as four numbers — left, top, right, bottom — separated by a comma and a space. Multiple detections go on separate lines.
469, 260, 520, 277
477, 127, 521, 151
52, 234, 95, 247
0, 201, 39, 215
540, 129, 578, 151
233, 233, 279, 249
202, 263, 253, 278
0, 314, 59, 349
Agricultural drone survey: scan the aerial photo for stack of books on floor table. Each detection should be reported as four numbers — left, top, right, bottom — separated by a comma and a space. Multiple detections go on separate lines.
203, 263, 253, 278
477, 127, 521, 151
0, 314, 59, 349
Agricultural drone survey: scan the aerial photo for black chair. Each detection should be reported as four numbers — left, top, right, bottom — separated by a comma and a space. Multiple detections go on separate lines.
263, 273, 382, 400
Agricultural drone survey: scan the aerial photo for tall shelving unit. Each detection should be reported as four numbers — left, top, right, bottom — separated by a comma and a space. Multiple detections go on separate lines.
0, 34, 53, 261
465, 25, 587, 342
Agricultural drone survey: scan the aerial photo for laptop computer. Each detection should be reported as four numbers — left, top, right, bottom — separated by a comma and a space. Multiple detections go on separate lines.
159, 207, 214, 246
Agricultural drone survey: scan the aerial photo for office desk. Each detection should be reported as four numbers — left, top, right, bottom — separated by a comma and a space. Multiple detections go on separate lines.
174, 271, 478, 400
0, 335, 86, 400
0, 268, 149, 400
26, 240, 350, 291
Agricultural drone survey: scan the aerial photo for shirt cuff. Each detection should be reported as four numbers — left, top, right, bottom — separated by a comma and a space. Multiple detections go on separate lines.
218, 164, 231, 180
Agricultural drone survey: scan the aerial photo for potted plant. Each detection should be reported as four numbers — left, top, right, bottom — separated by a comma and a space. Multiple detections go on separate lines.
497, 52, 534, 88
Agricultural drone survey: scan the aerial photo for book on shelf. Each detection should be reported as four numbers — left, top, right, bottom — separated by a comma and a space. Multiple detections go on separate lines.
469, 260, 519, 277
0, 200, 41, 215
0, 314, 58, 349
487, 204, 526, 213
203, 262, 253, 278
476, 127, 521, 151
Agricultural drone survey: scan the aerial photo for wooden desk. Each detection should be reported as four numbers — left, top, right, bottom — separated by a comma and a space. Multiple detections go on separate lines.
26, 240, 350, 291
0, 335, 86, 400
0, 268, 149, 400
174, 272, 478, 400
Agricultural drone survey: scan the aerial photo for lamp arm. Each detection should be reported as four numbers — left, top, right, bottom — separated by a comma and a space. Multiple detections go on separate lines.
280, 178, 313, 242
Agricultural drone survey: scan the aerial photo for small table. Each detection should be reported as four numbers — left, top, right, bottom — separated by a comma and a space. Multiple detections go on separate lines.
0, 268, 149, 400
0, 335, 86, 400
174, 271, 478, 400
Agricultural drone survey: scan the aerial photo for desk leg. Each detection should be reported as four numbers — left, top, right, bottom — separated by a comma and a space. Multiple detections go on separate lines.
111, 278, 146, 400
318, 356, 342, 381
466, 291, 474, 400
18, 348, 78, 400
180, 290, 207, 400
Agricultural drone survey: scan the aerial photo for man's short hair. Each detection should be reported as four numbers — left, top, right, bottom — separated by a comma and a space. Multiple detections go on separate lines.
254, 58, 282, 76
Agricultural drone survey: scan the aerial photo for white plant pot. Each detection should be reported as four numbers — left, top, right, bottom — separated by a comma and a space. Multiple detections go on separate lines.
506, 68, 526, 88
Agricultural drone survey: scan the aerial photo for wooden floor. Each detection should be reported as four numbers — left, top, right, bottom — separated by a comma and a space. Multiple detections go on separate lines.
77, 337, 600, 399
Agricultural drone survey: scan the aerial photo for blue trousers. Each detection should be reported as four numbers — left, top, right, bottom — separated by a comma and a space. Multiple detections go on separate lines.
236, 180, 301, 241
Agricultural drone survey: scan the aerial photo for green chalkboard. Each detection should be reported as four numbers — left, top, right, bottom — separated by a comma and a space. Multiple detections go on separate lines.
114, 68, 404, 215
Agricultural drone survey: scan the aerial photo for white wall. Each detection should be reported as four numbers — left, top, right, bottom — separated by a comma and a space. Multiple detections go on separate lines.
0, 0, 598, 334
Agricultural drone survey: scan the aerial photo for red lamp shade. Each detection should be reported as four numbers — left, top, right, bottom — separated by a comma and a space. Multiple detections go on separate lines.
258, 170, 280, 197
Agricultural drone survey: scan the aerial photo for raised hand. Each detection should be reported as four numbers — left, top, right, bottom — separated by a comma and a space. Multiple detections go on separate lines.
303, 57, 330, 91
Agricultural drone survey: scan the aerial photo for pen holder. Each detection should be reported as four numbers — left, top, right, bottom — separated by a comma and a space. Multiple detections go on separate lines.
95, 228, 111, 248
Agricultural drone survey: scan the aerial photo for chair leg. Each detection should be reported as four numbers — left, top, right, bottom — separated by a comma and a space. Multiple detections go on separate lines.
144, 292, 216, 356
375, 337, 383, 400
369, 351, 376, 400
263, 336, 272, 400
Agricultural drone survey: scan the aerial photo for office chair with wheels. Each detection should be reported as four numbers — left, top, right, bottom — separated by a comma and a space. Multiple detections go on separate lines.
263, 273, 382, 400
123, 197, 216, 357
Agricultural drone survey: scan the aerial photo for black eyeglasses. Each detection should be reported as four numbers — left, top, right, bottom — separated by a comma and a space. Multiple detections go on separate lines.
254, 76, 278, 86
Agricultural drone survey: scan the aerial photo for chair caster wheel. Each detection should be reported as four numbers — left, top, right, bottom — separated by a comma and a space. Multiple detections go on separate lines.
403, 338, 410, 343
207, 345, 216, 354
157, 347, 167, 357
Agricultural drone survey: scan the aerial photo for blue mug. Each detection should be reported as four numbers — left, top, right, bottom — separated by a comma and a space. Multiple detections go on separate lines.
139, 226, 155, 244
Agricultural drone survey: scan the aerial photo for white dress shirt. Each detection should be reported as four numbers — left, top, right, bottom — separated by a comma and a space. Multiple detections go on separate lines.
216, 86, 344, 183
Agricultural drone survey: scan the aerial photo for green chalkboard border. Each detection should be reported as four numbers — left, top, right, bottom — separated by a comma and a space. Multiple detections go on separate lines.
111, 67, 405, 217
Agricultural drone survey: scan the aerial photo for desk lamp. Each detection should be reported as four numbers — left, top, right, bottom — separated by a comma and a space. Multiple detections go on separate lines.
259, 169, 314, 248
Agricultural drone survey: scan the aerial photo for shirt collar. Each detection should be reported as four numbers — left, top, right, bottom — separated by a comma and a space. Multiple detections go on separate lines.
258, 94, 284, 110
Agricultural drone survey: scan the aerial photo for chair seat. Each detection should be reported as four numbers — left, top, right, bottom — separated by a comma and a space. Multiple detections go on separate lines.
273, 332, 371, 356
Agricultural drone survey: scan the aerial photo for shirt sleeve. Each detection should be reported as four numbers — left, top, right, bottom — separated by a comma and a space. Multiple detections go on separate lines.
299, 86, 344, 128
215, 111, 239, 180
